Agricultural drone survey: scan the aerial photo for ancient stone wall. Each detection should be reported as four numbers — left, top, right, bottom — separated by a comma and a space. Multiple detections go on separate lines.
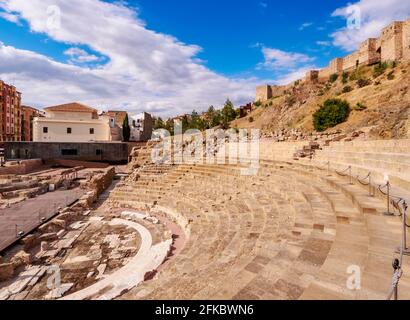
343, 51, 360, 70
255, 85, 288, 101
359, 39, 381, 65
403, 19, 410, 61
4, 142, 129, 163
265, 18, 410, 97
0, 159, 43, 175
255, 85, 272, 101
305, 70, 319, 83
380, 21, 404, 62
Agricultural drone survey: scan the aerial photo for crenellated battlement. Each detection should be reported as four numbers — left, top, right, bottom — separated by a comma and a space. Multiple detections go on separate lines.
306, 18, 410, 84
256, 18, 410, 101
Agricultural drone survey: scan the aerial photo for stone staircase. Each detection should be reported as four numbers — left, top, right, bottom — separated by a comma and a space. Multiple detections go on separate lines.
106, 154, 410, 300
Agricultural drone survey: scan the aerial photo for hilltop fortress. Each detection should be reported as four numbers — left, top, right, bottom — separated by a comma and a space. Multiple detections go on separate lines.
256, 18, 410, 101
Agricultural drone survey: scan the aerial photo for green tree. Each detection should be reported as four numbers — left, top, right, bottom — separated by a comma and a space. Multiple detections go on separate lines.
221, 99, 237, 126
153, 117, 165, 130
181, 115, 190, 133
313, 99, 350, 132
164, 119, 175, 135
122, 114, 131, 142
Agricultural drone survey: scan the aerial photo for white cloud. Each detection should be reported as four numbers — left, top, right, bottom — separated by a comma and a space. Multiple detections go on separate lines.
0, 0, 264, 117
316, 41, 331, 47
331, 0, 410, 51
258, 47, 314, 70
0, 10, 20, 23
299, 22, 313, 31
256, 47, 317, 85
64, 47, 101, 63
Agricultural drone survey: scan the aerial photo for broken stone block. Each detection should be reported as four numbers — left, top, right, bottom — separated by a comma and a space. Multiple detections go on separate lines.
7, 266, 42, 295
57, 229, 67, 239
21, 234, 38, 251
0, 263, 14, 281
62, 255, 96, 271
38, 233, 58, 242
96, 264, 107, 279
11, 251, 32, 269
40, 241, 49, 252
45, 283, 74, 299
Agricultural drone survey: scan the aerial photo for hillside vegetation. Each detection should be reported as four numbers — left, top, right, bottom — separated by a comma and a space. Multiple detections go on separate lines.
231, 61, 410, 139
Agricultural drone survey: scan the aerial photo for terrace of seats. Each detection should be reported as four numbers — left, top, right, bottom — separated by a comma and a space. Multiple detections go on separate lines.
106, 139, 410, 300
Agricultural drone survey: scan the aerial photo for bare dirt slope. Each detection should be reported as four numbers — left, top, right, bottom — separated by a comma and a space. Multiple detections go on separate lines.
232, 61, 410, 139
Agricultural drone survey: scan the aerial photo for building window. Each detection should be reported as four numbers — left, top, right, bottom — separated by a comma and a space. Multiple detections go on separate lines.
67, 128, 72, 134
43, 127, 48, 134
90, 128, 95, 134
61, 149, 78, 156
96, 149, 103, 156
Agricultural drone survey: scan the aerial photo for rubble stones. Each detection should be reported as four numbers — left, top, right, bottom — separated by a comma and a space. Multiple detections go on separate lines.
0, 263, 14, 281
11, 251, 32, 269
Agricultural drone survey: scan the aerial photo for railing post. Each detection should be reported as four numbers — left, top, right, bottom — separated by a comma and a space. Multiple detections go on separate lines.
397, 201, 410, 256
369, 174, 373, 197
384, 182, 394, 216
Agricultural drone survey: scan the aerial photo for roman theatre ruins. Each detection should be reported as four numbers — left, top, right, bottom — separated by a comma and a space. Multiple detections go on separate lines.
1, 134, 410, 300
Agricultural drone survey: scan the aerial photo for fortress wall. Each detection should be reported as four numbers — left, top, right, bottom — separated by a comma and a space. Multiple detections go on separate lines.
305, 70, 319, 83
256, 85, 272, 101
271, 85, 288, 97
343, 51, 360, 70
330, 58, 344, 73
381, 21, 404, 61
359, 39, 381, 65
256, 85, 288, 101
318, 66, 332, 81
257, 18, 410, 98
403, 19, 410, 61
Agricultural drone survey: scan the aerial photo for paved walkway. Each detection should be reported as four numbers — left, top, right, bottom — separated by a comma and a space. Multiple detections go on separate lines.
0, 188, 84, 252
61, 218, 172, 300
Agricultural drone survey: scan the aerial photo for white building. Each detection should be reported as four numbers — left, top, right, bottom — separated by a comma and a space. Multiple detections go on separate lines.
33, 103, 111, 142
129, 112, 153, 142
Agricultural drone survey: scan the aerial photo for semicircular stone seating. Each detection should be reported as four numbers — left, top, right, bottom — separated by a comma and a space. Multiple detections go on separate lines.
107, 139, 410, 300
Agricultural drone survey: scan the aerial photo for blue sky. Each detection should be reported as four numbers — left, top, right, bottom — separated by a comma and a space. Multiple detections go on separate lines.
0, 0, 409, 117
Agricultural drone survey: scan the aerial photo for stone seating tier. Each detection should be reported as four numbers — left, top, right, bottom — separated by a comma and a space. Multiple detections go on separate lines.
108, 150, 410, 300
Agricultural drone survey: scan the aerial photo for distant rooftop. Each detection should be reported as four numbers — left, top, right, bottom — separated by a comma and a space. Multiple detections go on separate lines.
44, 102, 97, 113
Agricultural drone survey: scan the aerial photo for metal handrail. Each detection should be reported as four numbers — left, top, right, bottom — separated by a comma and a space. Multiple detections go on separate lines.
314, 161, 409, 300
335, 165, 351, 177
357, 172, 371, 186
387, 200, 408, 300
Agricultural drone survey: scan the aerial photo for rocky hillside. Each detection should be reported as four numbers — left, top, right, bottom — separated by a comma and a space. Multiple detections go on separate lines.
232, 60, 410, 139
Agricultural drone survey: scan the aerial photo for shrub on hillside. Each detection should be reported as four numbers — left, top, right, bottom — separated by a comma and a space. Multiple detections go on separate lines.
349, 66, 365, 81
254, 100, 262, 107
354, 102, 367, 111
342, 86, 353, 93
387, 71, 395, 80
357, 78, 372, 88
248, 117, 254, 123
373, 62, 389, 78
342, 71, 349, 84
313, 99, 350, 132
330, 73, 339, 83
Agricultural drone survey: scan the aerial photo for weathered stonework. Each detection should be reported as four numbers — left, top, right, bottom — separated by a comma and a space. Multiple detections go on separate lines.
257, 18, 410, 99
255, 84, 290, 101
306, 18, 410, 83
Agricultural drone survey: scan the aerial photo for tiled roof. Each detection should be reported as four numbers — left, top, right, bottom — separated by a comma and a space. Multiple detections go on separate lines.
44, 102, 97, 113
